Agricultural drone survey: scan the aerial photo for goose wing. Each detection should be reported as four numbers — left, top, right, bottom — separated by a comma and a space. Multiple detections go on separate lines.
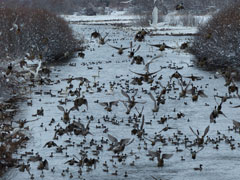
189, 126, 199, 138
57, 105, 65, 112
162, 153, 173, 159
108, 134, 118, 144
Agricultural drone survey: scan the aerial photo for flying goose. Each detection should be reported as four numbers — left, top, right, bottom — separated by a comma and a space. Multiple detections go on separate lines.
99, 33, 109, 45
108, 134, 134, 154
189, 126, 209, 146
128, 41, 141, 58
148, 43, 174, 51
120, 89, 145, 114
99, 101, 119, 112
57, 105, 76, 123
108, 44, 130, 55
148, 150, 173, 167
131, 115, 145, 138
129, 69, 161, 83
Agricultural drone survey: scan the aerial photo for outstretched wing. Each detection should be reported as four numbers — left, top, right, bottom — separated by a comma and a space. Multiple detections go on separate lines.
110, 101, 119, 107
148, 150, 159, 157
148, 92, 156, 103
189, 126, 199, 138
162, 153, 173, 159
108, 44, 120, 50
108, 134, 118, 144
144, 55, 162, 72
140, 115, 145, 130
134, 45, 141, 53
129, 69, 145, 76
68, 106, 76, 113
121, 90, 130, 101
86, 119, 91, 129
99, 102, 108, 107
203, 125, 210, 137
148, 69, 161, 76
57, 105, 65, 112
233, 120, 240, 128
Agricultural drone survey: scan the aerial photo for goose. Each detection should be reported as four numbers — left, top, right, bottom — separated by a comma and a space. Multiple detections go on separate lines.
99, 33, 109, 45
108, 44, 130, 55
148, 43, 174, 51
131, 115, 145, 138
43, 141, 58, 148
129, 69, 161, 83
73, 119, 92, 136
228, 81, 240, 98
189, 126, 209, 146
107, 134, 134, 154
57, 105, 76, 123
99, 101, 119, 112
74, 97, 88, 111
131, 55, 145, 65
64, 158, 79, 166
178, 79, 191, 98
134, 29, 148, 42
184, 74, 203, 81
128, 41, 141, 58
120, 89, 145, 114
37, 159, 49, 170
135, 106, 144, 118
148, 150, 173, 167
91, 30, 100, 39
170, 71, 182, 82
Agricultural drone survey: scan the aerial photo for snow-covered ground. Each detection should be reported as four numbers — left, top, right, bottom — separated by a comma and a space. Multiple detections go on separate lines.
3, 13, 240, 180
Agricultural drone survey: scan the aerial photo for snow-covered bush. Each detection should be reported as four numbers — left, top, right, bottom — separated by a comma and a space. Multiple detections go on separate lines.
0, 7, 81, 61
190, 3, 240, 69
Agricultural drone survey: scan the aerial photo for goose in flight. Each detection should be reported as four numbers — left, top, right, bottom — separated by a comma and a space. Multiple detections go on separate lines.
148, 150, 173, 167
99, 101, 119, 112
108, 44, 130, 55
189, 125, 209, 146
120, 89, 145, 114
108, 134, 134, 154
57, 105, 76, 123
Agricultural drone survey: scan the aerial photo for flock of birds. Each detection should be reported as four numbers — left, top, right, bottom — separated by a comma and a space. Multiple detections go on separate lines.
1, 24, 240, 180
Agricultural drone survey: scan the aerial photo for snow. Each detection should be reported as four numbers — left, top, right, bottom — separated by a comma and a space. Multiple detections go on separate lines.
3, 12, 240, 180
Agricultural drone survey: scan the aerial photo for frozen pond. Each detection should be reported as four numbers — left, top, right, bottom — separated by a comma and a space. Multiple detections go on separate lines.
3, 24, 240, 180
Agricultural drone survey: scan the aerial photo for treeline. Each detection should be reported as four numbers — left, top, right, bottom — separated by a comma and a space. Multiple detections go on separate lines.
0, 0, 128, 15
0, 7, 81, 61
130, 0, 240, 15
190, 2, 240, 69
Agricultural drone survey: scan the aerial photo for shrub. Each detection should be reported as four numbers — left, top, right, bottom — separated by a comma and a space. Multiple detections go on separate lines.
189, 3, 240, 69
0, 7, 81, 61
